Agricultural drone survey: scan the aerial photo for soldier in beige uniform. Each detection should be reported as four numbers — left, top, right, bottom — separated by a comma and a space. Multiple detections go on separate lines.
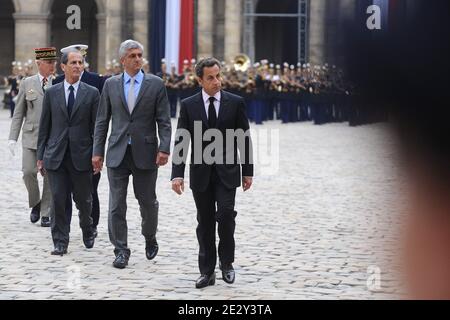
8, 47, 57, 227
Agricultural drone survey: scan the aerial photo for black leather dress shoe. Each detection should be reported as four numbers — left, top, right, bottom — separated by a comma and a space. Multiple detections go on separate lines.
196, 273, 216, 289
30, 202, 41, 224
113, 253, 129, 269
51, 245, 67, 256
41, 216, 50, 227
220, 263, 235, 284
145, 240, 159, 260
82, 229, 95, 249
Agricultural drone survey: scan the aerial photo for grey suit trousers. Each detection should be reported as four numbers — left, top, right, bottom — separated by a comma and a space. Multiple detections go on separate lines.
107, 145, 159, 257
22, 147, 52, 217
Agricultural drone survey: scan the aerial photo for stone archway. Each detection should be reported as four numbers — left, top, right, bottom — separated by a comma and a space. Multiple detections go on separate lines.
243, 0, 309, 65
254, 0, 299, 64
11, 0, 107, 74
0, 0, 16, 76
50, 0, 104, 72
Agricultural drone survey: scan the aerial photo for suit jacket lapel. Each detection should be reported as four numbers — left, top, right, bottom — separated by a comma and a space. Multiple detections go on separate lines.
133, 75, 150, 114
196, 92, 209, 128
118, 74, 130, 114
57, 83, 69, 119
217, 90, 229, 128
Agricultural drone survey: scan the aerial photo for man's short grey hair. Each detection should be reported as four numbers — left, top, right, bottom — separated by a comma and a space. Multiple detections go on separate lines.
60, 51, 84, 65
119, 40, 144, 59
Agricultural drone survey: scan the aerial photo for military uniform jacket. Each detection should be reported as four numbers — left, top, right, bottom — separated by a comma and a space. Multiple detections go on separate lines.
9, 74, 52, 150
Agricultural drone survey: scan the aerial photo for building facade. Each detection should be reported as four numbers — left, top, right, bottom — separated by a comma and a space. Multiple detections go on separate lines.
0, 0, 359, 76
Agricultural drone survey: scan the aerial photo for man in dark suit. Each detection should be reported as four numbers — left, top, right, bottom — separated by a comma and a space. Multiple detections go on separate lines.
93, 40, 171, 269
171, 57, 253, 288
53, 45, 105, 237
37, 51, 99, 255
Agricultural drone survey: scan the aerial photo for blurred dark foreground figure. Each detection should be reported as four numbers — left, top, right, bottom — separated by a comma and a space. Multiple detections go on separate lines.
343, 0, 450, 299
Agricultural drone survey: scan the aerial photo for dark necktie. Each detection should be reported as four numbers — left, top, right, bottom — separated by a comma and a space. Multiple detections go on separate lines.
208, 97, 217, 128
42, 77, 48, 92
67, 85, 75, 117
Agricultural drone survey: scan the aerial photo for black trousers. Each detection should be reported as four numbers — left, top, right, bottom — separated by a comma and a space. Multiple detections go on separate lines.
47, 150, 93, 247
192, 167, 237, 276
168, 94, 178, 118
66, 171, 100, 228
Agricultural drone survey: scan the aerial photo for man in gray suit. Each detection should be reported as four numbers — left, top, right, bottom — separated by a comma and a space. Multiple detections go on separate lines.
37, 51, 99, 255
93, 39, 171, 269
8, 47, 57, 227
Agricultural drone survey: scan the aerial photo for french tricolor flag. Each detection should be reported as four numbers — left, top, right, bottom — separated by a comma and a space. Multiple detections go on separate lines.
149, 0, 194, 75
372, 0, 402, 30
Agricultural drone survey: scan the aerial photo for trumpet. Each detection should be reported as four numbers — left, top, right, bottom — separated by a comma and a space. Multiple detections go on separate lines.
233, 54, 251, 72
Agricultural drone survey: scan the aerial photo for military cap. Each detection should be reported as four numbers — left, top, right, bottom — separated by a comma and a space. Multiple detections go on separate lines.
35, 47, 57, 60
60, 44, 88, 56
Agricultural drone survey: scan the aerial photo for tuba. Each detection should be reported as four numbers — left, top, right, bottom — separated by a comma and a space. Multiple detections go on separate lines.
233, 54, 251, 72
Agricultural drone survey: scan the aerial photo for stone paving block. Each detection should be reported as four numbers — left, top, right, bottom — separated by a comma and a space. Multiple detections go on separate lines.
0, 111, 402, 299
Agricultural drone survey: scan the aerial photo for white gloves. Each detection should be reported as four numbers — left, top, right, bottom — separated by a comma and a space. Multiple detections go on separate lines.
8, 140, 16, 156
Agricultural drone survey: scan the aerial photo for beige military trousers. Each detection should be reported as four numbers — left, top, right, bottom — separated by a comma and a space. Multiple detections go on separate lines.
22, 147, 52, 217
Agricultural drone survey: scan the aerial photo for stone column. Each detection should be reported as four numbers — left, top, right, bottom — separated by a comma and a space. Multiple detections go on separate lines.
308, 0, 327, 65
224, 0, 241, 63
96, 13, 107, 74
13, 12, 52, 64
133, 0, 148, 52
242, 0, 255, 62
197, 0, 214, 59
105, 0, 122, 64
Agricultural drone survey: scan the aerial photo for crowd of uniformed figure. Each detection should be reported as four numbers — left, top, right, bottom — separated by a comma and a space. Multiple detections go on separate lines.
3, 58, 388, 127
153, 59, 387, 127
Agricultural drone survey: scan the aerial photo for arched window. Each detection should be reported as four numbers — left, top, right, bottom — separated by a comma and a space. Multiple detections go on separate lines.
51, 0, 98, 72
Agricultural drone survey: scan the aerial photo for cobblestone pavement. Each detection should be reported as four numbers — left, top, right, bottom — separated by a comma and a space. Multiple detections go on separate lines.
0, 108, 404, 300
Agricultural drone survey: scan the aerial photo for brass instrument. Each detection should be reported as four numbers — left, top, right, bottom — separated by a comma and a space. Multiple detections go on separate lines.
233, 54, 251, 72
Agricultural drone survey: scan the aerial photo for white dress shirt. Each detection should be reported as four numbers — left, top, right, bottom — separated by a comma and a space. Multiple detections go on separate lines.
38, 73, 46, 85
202, 89, 221, 119
63, 79, 80, 105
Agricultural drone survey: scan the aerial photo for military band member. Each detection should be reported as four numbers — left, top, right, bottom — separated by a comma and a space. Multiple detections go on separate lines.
167, 62, 181, 118
157, 59, 179, 118
7, 63, 22, 118
157, 57, 362, 127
